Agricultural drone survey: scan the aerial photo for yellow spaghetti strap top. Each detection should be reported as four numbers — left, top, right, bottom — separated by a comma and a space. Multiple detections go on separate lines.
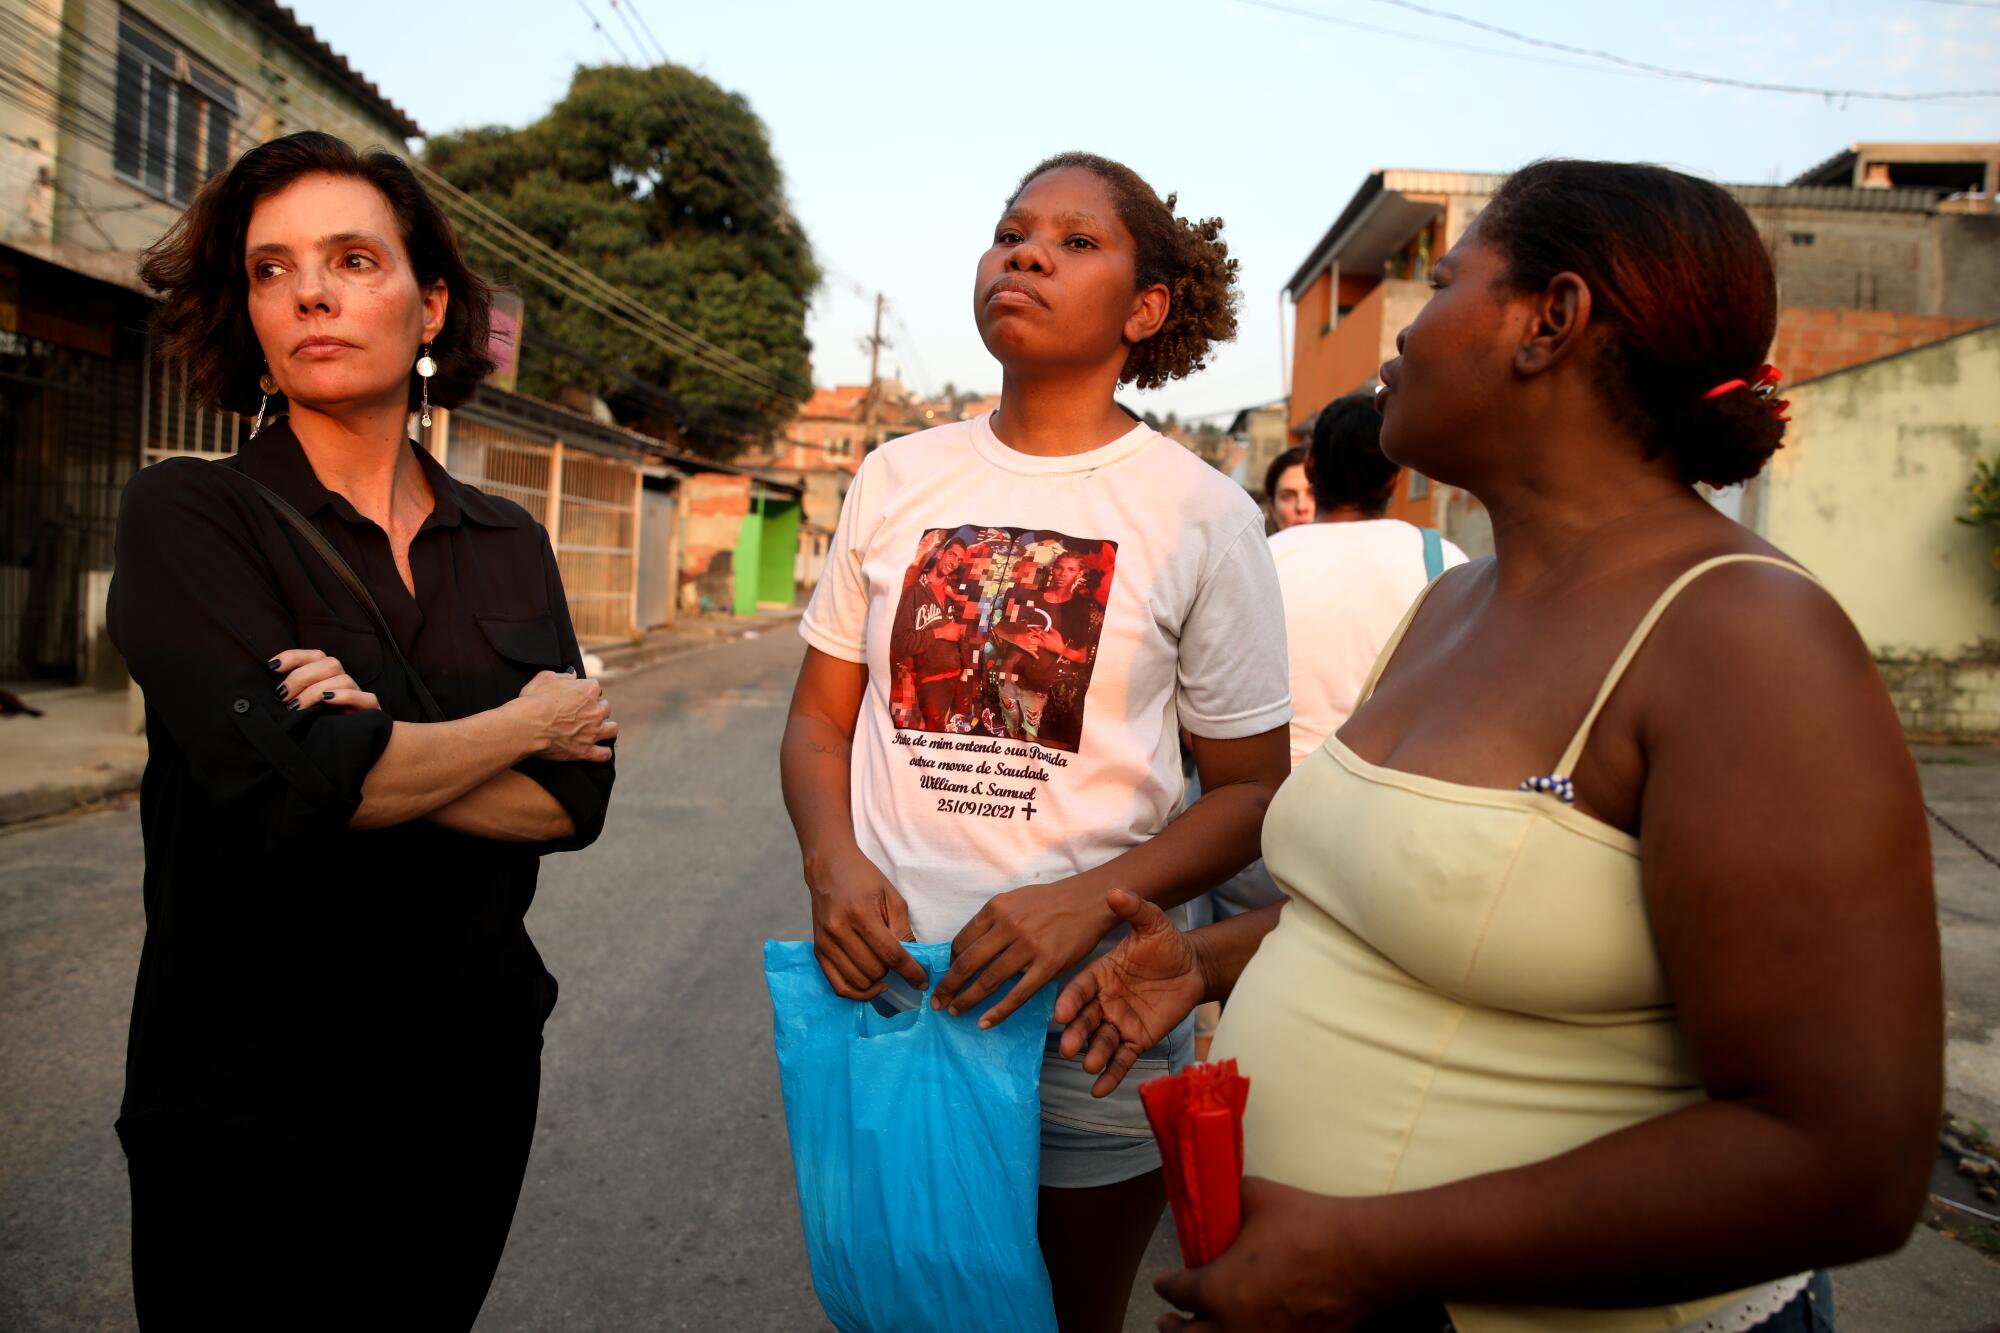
1211, 555, 1819, 1333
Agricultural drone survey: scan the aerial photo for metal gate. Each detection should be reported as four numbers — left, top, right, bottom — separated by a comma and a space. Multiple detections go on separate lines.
0, 330, 143, 683
141, 343, 243, 465
444, 414, 641, 646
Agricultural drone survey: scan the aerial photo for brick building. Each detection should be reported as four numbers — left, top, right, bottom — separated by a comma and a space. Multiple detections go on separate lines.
1281, 145, 2000, 552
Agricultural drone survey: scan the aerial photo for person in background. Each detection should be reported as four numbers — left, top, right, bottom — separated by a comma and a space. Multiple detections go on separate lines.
1264, 444, 1314, 531
1056, 158, 1939, 1332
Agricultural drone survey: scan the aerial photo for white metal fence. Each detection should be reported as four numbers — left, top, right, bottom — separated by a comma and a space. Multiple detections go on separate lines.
444, 415, 640, 645
140, 342, 240, 466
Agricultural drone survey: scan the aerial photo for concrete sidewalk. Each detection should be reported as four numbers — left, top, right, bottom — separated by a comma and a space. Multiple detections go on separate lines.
0, 687, 144, 827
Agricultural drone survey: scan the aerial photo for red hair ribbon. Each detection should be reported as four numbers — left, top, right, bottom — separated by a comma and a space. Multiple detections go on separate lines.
1704, 364, 1791, 423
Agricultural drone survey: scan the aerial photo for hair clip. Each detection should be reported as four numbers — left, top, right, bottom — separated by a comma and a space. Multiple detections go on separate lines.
1703, 364, 1790, 423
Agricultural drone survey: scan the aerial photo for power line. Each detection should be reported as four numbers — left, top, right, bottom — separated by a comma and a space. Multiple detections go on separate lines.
1237, 0, 1663, 79
1, 9, 811, 402
887, 306, 935, 398
1351, 0, 2000, 101
11, 3, 881, 422
572, 0, 633, 64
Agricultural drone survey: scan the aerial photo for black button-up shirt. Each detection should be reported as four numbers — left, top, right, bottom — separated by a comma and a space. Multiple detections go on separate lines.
108, 421, 613, 1141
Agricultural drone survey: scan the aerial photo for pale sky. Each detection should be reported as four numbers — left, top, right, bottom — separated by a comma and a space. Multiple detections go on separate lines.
299, 0, 2000, 423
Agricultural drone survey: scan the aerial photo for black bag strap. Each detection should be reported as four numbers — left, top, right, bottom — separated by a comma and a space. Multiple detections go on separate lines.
244, 474, 448, 723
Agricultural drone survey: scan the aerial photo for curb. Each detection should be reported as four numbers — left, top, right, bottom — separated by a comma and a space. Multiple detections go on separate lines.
0, 767, 146, 830
594, 612, 802, 682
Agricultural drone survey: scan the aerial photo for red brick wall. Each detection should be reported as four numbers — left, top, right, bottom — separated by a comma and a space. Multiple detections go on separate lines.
1770, 307, 1988, 384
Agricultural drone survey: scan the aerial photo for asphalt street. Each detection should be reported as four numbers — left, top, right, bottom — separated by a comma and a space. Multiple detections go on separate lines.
3, 631, 1995, 1330
0, 629, 1177, 1331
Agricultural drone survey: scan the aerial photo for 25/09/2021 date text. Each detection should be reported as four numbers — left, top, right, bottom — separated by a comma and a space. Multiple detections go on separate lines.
934, 798, 1038, 821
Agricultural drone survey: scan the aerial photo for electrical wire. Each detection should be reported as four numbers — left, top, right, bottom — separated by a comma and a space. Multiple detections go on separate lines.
1238, 0, 1667, 79
888, 306, 936, 398
572, 0, 634, 65
1270, 0, 2000, 101
0, 8, 811, 402
10, 0, 915, 423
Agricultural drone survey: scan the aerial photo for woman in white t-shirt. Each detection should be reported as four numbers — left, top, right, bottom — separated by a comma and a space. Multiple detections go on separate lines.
780, 152, 1292, 1332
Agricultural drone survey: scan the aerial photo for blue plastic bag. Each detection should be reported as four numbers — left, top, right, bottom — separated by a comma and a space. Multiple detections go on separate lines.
765, 939, 1058, 1333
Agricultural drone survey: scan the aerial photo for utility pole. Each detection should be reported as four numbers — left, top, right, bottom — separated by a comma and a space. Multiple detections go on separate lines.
862, 291, 886, 453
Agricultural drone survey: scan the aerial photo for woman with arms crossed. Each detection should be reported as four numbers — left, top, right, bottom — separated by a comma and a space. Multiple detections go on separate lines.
781, 152, 1292, 1331
1059, 160, 1940, 1332
111, 132, 616, 1330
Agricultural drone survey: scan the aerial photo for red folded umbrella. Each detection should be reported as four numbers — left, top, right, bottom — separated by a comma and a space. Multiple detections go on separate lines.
1139, 1060, 1251, 1267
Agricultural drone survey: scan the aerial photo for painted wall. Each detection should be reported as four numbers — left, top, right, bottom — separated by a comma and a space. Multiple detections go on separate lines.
681, 472, 751, 613
1288, 278, 1427, 436
1752, 324, 1999, 696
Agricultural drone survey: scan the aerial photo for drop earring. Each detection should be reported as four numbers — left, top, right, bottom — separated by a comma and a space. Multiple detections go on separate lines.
251, 368, 277, 439
416, 344, 436, 428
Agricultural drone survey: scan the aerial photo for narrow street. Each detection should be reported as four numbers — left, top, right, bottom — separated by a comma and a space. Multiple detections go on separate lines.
0, 628, 1177, 1331
2, 632, 1995, 1329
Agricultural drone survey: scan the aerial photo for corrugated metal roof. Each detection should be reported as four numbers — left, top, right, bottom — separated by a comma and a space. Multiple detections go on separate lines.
1791, 147, 1858, 187
237, 1, 423, 140
1726, 183, 1943, 213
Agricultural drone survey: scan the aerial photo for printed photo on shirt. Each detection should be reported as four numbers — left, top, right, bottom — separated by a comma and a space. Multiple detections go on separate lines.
888, 525, 1116, 754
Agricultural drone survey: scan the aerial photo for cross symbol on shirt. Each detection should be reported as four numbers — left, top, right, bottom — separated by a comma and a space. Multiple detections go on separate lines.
1022, 800, 1038, 822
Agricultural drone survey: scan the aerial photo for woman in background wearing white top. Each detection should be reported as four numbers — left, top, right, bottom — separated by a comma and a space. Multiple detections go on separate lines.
780, 152, 1292, 1331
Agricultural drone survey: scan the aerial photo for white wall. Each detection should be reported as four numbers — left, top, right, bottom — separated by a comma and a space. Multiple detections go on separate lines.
1759, 324, 2000, 662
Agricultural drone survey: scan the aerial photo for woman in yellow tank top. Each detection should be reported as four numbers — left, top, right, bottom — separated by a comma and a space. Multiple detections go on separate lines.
1053, 161, 1941, 1331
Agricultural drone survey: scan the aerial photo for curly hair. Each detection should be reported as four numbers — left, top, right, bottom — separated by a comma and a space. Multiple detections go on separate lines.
139, 130, 495, 418
1008, 153, 1239, 390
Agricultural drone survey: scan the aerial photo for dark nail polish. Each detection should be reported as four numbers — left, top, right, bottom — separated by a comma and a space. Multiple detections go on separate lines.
266, 658, 281, 671
321, 691, 334, 700
274, 683, 288, 697
286, 700, 301, 712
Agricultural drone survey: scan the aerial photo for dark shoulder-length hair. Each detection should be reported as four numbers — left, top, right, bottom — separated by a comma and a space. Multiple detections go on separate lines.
139, 130, 495, 417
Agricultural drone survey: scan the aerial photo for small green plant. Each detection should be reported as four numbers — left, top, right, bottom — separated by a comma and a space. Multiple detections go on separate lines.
1960, 455, 2000, 600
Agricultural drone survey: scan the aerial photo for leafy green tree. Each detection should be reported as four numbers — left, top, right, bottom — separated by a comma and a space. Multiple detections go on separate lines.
425, 64, 818, 457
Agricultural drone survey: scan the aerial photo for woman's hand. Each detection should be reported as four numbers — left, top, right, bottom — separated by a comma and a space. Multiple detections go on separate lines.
510, 669, 616, 761
270, 647, 379, 713
931, 878, 1120, 1028
807, 846, 931, 1001
1054, 889, 1209, 1096
1155, 1180, 1387, 1332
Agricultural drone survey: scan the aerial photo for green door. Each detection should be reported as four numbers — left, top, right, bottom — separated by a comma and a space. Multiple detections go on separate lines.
758, 499, 801, 608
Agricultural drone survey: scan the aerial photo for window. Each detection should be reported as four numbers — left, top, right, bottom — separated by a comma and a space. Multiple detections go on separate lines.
1789, 232, 1816, 247
113, 11, 235, 204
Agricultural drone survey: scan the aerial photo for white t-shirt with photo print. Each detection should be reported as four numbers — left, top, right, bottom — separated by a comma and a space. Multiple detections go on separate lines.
801, 412, 1292, 947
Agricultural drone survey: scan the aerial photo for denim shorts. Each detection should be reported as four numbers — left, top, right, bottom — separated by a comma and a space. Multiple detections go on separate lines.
1038, 1018, 1194, 1190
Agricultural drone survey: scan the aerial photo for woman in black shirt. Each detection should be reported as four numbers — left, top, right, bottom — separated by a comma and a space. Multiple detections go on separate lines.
109, 131, 615, 1329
